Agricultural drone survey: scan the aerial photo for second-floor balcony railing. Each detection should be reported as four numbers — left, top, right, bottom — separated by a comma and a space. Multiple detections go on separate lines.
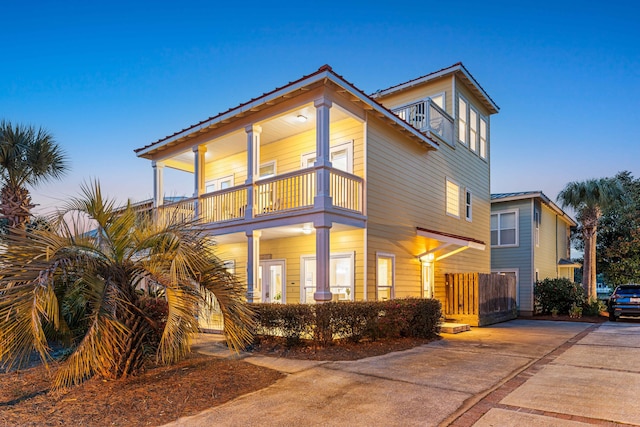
392, 99, 454, 144
157, 167, 363, 225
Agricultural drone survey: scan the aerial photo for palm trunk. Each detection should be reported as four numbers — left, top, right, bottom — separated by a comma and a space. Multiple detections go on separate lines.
0, 185, 35, 231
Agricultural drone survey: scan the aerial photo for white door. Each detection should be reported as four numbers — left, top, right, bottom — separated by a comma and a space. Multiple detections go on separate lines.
259, 260, 285, 303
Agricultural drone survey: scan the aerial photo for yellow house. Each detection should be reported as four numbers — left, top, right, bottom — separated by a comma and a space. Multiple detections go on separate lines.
134, 63, 499, 314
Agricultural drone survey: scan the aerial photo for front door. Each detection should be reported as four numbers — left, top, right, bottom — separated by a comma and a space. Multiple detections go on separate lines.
259, 260, 285, 303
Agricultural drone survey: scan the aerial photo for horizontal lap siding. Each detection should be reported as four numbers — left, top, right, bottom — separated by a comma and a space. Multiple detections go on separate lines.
535, 203, 561, 281
491, 199, 533, 311
366, 111, 490, 301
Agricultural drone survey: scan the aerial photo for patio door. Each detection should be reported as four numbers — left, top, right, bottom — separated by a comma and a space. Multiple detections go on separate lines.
259, 260, 285, 303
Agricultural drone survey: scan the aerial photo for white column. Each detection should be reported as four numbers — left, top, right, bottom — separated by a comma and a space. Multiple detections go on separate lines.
245, 125, 262, 219
314, 98, 332, 209
313, 223, 332, 302
152, 161, 165, 207
246, 230, 261, 303
193, 145, 207, 218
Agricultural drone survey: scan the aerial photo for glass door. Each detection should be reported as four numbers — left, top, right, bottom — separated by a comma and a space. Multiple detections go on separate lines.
259, 260, 285, 303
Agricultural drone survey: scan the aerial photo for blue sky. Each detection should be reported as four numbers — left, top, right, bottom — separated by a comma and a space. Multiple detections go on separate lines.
2, 0, 638, 215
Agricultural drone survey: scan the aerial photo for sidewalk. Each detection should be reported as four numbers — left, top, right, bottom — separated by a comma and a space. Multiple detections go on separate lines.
166, 320, 640, 426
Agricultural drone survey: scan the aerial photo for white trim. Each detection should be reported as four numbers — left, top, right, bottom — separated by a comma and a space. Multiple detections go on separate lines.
301, 140, 354, 173
376, 252, 395, 300
300, 252, 355, 303
259, 259, 286, 303
457, 95, 468, 146
491, 209, 519, 247
465, 188, 473, 222
205, 174, 234, 193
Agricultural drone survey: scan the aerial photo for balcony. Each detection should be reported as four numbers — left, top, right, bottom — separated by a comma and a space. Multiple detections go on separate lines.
392, 99, 454, 144
156, 167, 363, 225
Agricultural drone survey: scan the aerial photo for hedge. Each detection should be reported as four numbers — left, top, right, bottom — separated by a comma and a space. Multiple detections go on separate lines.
253, 298, 441, 347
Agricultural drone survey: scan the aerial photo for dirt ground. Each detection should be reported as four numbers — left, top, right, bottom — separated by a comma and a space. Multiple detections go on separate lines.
0, 336, 435, 427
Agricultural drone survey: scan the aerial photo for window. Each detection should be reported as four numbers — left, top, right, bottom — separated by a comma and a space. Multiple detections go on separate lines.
534, 209, 540, 247
491, 210, 518, 246
479, 117, 488, 159
300, 253, 354, 303
465, 189, 472, 221
446, 178, 460, 218
430, 93, 445, 109
376, 253, 395, 300
205, 175, 233, 193
458, 97, 468, 145
469, 107, 478, 153
301, 141, 353, 173
259, 161, 276, 178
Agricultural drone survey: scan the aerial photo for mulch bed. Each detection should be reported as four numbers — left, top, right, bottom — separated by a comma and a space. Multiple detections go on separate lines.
519, 313, 609, 323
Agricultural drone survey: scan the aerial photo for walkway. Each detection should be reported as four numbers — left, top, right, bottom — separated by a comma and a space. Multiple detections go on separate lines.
165, 320, 640, 426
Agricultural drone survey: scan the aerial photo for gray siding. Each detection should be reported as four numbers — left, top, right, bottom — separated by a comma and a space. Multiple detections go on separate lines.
491, 199, 534, 312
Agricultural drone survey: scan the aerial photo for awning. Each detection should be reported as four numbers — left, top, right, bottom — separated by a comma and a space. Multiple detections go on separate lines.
558, 258, 581, 268
416, 227, 486, 262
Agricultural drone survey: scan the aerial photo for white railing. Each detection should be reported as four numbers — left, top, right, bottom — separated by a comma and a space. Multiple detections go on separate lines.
155, 168, 364, 226
157, 198, 196, 223
200, 186, 248, 222
255, 169, 316, 215
392, 99, 454, 144
330, 169, 362, 212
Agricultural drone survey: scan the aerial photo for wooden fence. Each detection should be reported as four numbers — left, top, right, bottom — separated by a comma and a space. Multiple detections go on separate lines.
444, 273, 517, 326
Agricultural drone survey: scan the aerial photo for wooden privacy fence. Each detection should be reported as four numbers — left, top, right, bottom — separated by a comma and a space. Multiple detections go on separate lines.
444, 273, 517, 326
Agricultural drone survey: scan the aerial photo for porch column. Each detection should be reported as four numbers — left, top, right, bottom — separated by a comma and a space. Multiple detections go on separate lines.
314, 98, 332, 209
152, 161, 165, 208
245, 125, 262, 219
314, 222, 332, 302
246, 230, 261, 303
193, 145, 207, 218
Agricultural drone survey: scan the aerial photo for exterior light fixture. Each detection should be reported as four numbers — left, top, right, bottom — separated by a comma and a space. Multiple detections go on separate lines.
296, 114, 307, 123
302, 223, 313, 234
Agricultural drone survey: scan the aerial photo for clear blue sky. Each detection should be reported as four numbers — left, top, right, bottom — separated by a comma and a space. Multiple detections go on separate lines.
2, 0, 638, 215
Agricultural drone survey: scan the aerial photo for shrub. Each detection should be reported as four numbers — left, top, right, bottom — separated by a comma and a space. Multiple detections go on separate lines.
583, 297, 606, 316
253, 298, 441, 347
534, 278, 586, 315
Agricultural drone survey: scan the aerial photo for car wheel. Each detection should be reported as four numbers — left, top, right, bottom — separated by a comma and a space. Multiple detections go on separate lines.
609, 313, 618, 322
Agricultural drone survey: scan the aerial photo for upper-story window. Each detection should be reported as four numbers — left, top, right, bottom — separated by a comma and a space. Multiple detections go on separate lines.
534, 209, 540, 247
205, 175, 233, 193
458, 95, 489, 160
458, 97, 468, 146
491, 210, 518, 247
469, 107, 478, 153
479, 117, 488, 159
301, 141, 353, 173
465, 189, 472, 222
430, 92, 445, 109
446, 178, 460, 218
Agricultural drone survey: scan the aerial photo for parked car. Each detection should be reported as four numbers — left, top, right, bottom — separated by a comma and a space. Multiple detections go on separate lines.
608, 284, 640, 321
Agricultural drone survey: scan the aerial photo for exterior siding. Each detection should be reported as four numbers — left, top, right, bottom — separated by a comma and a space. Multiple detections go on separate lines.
366, 103, 491, 302
491, 199, 534, 312
535, 203, 561, 280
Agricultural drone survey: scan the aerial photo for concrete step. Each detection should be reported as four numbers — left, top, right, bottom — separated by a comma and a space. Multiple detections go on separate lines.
440, 322, 471, 334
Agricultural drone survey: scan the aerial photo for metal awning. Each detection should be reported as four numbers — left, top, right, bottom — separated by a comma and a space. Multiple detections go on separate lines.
416, 227, 486, 262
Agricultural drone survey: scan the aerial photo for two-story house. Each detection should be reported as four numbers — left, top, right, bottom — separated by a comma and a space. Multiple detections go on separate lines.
491, 191, 579, 315
134, 63, 498, 316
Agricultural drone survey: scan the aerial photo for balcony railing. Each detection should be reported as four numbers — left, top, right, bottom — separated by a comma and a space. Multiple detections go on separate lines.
155, 168, 363, 225
392, 99, 454, 144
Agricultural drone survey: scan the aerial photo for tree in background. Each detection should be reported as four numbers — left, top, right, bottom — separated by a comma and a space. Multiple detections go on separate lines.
596, 171, 640, 285
0, 121, 67, 231
0, 182, 254, 388
557, 177, 624, 300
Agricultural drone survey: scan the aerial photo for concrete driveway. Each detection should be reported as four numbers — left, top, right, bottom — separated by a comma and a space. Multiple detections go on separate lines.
165, 320, 640, 427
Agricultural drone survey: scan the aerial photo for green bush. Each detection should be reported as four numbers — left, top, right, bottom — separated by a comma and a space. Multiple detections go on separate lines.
253, 298, 441, 347
583, 297, 606, 316
534, 278, 586, 315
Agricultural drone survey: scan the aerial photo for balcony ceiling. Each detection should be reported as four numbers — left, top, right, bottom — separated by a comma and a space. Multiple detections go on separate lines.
212, 222, 358, 245
166, 103, 353, 172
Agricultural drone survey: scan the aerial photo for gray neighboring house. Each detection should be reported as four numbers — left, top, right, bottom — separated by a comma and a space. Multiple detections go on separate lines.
491, 191, 579, 315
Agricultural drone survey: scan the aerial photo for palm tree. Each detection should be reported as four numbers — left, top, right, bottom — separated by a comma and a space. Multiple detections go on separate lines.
557, 177, 624, 300
0, 120, 68, 230
0, 182, 254, 388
